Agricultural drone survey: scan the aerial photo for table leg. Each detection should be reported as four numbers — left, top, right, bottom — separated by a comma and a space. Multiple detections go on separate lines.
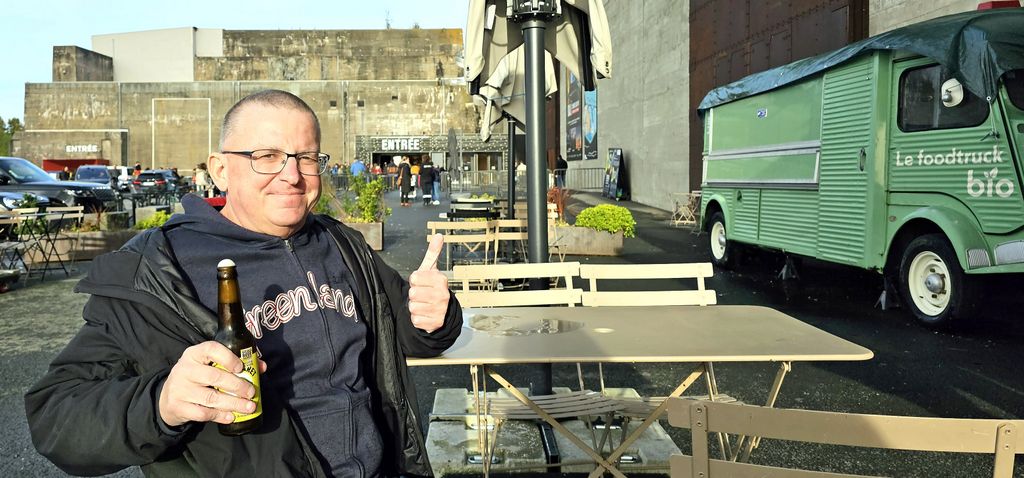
587, 363, 706, 478
731, 361, 791, 462
470, 365, 489, 475
485, 366, 627, 478
704, 362, 733, 461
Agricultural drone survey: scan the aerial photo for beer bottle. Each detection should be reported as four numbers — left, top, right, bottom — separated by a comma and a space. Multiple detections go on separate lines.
214, 259, 263, 436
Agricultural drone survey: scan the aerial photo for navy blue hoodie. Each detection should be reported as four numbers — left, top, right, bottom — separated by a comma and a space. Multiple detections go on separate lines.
165, 195, 382, 476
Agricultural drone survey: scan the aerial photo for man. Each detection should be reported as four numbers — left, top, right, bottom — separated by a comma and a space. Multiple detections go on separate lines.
555, 155, 568, 188
350, 159, 367, 177
25, 90, 461, 477
418, 160, 435, 206
398, 156, 413, 207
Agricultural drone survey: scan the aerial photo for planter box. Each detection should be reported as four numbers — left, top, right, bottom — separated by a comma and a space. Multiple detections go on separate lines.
345, 222, 383, 251
27, 230, 140, 263
549, 226, 624, 256
82, 211, 131, 231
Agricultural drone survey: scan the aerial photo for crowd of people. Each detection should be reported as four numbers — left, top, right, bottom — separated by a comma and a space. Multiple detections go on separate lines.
324, 155, 444, 207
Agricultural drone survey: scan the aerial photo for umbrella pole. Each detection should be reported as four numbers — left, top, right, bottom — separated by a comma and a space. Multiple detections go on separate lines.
507, 115, 516, 220
522, 16, 552, 397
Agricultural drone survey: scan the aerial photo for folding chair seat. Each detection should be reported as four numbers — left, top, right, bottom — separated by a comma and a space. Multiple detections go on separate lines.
427, 220, 495, 270
670, 191, 702, 230
577, 263, 728, 419
491, 219, 528, 264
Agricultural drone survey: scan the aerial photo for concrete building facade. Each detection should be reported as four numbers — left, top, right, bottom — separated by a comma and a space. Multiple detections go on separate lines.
15, 28, 492, 174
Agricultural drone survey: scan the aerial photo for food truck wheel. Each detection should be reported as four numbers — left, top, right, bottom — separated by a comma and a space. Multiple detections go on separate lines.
707, 212, 737, 268
898, 234, 967, 327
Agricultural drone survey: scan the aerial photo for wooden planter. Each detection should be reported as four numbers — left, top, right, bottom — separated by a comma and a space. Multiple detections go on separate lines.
548, 226, 625, 256
344, 222, 384, 251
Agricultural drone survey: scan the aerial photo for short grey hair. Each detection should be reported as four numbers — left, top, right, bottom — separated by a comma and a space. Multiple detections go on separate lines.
219, 89, 321, 149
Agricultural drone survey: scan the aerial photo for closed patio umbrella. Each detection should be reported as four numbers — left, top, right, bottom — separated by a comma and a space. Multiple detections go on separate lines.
466, 0, 612, 139
463, 0, 613, 400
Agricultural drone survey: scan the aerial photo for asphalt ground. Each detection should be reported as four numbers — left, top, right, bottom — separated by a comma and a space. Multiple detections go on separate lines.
2, 187, 1023, 477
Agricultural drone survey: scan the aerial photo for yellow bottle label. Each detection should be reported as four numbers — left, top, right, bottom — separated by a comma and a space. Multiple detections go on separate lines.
213, 347, 262, 422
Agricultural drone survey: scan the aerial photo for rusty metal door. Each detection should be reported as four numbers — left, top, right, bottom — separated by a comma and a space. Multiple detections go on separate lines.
689, 0, 868, 192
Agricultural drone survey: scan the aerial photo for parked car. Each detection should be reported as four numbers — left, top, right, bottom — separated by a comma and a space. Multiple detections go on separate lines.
0, 191, 52, 211
133, 169, 188, 196
74, 165, 117, 189
0, 157, 118, 212
109, 166, 133, 192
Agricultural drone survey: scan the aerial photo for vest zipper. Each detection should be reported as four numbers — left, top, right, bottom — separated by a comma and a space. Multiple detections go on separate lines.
281, 237, 340, 383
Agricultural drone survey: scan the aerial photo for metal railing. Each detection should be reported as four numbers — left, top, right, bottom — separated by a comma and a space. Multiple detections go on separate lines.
563, 167, 605, 191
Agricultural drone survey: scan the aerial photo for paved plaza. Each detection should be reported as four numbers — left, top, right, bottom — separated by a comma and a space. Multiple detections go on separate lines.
2, 188, 1023, 477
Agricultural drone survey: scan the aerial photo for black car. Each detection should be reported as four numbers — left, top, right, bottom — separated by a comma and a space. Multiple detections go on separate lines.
132, 169, 188, 196
0, 157, 118, 212
75, 165, 118, 189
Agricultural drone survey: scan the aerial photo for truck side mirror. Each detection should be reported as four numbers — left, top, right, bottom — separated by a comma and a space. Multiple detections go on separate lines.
941, 78, 964, 107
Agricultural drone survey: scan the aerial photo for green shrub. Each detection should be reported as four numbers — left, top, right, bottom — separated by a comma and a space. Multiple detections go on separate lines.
314, 190, 335, 217
134, 211, 171, 230
341, 176, 391, 223
574, 204, 636, 238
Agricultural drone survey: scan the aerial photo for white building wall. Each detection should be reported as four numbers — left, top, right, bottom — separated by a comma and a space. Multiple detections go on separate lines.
195, 29, 224, 57
594, 0, 690, 211
92, 27, 197, 82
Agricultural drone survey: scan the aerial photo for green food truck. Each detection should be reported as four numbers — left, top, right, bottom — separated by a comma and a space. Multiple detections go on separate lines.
698, 9, 1024, 327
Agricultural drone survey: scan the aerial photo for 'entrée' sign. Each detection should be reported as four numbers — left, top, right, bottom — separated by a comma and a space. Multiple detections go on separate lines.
65, 144, 99, 153
380, 137, 424, 152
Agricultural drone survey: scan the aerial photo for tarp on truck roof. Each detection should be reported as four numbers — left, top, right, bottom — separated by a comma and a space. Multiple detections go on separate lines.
698, 9, 1024, 113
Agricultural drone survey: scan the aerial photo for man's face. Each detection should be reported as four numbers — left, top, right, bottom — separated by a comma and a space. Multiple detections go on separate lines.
210, 104, 321, 238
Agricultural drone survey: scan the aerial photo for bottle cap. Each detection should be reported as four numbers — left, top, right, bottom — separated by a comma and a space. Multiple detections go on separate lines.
218, 259, 236, 268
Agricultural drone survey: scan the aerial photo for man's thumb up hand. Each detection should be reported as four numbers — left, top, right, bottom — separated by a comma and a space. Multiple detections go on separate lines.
418, 233, 443, 271
408, 234, 449, 333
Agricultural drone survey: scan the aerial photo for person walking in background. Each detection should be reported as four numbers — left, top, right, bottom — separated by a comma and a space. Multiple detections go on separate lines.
398, 156, 413, 206
132, 163, 142, 178
194, 163, 212, 198
556, 155, 568, 188
350, 159, 366, 177
409, 161, 421, 201
386, 161, 399, 190
419, 161, 436, 206
432, 164, 442, 206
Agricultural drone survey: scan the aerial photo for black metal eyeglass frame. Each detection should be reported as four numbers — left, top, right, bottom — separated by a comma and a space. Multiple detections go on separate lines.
221, 149, 330, 176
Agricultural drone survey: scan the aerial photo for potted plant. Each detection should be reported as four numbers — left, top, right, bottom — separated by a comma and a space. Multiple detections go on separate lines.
337, 176, 391, 250
550, 203, 635, 256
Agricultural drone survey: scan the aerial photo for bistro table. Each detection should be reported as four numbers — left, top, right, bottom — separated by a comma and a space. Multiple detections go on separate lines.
409, 305, 873, 476
17, 210, 79, 280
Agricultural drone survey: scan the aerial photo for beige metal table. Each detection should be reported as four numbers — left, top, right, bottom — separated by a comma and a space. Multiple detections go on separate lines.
409, 305, 873, 476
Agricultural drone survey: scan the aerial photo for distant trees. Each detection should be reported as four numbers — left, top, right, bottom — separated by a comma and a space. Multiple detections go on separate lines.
0, 117, 22, 156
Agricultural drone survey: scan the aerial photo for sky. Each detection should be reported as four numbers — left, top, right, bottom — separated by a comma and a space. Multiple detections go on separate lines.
0, 0, 469, 122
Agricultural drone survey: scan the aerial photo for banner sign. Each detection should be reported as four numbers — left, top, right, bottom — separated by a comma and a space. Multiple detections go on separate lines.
566, 69, 583, 161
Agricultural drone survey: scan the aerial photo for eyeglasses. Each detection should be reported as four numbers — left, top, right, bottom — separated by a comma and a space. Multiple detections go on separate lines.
220, 149, 330, 176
